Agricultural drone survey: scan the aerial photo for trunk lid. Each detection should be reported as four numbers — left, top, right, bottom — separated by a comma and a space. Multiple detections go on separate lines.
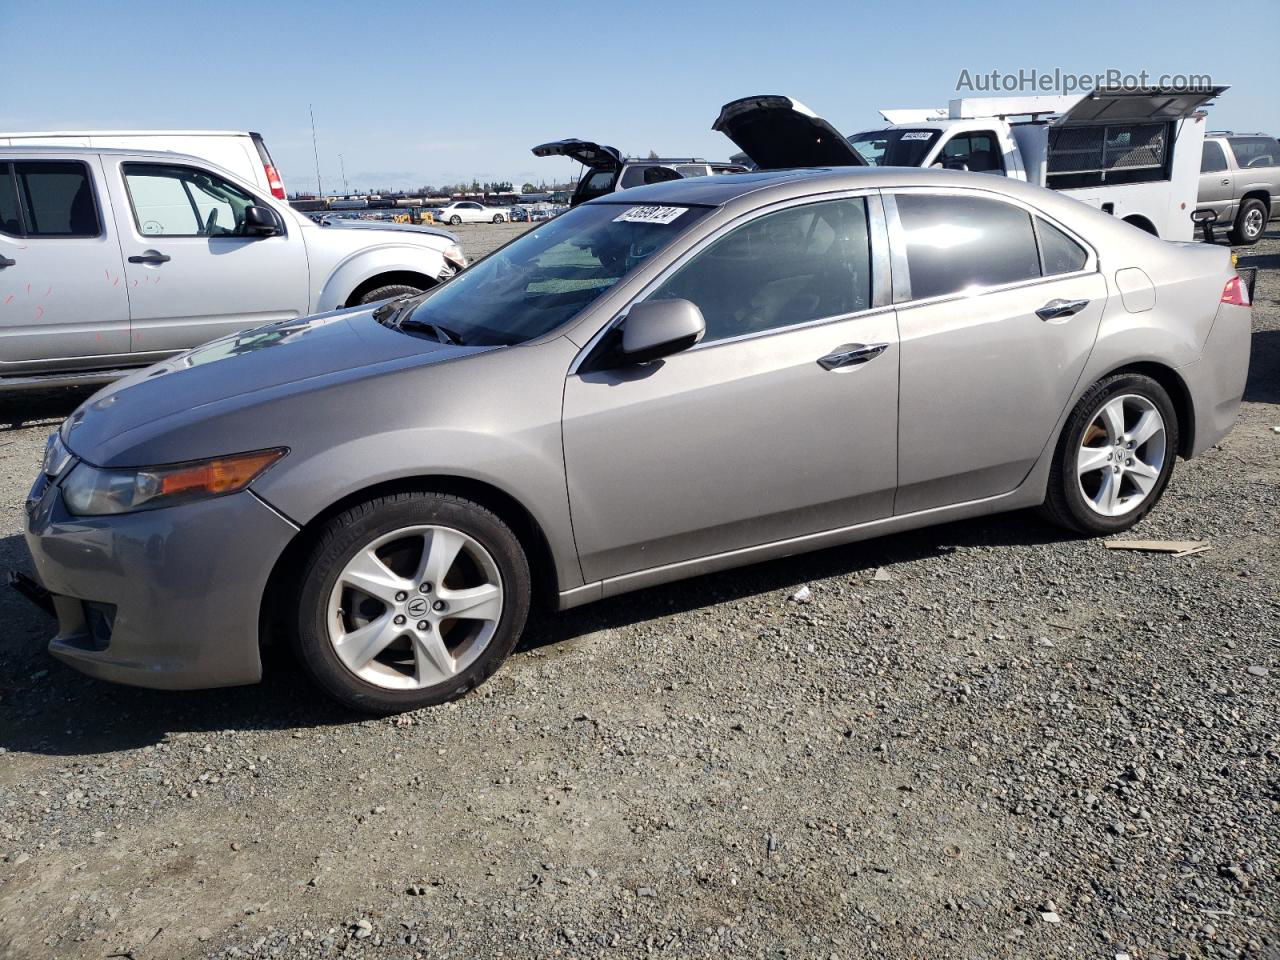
712, 95, 867, 170
530, 139, 623, 171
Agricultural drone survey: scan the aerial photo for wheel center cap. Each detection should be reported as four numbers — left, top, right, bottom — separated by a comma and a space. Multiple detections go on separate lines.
406, 597, 429, 618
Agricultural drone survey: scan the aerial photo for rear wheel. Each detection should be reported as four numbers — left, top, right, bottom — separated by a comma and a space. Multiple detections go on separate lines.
1039, 373, 1178, 535
450, 215, 462, 226
293, 492, 531, 714
1230, 197, 1267, 245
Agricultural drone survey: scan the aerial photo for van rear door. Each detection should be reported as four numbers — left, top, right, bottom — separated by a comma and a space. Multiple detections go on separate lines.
712, 95, 867, 170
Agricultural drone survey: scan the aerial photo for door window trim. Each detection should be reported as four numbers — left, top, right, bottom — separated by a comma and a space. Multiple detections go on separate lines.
0, 158, 103, 239
882, 186, 1099, 308
120, 161, 284, 240
570, 189, 893, 374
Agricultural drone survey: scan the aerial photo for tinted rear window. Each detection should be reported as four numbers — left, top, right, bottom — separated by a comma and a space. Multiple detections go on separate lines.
897, 193, 1041, 300
1228, 137, 1279, 168
12, 161, 99, 237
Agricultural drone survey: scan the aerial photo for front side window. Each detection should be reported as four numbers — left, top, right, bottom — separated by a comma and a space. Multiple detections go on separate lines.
647, 197, 873, 343
1227, 137, 1279, 168
9, 161, 99, 237
896, 193, 1041, 301
124, 164, 261, 237
848, 129, 940, 167
1201, 141, 1228, 173
403, 201, 710, 346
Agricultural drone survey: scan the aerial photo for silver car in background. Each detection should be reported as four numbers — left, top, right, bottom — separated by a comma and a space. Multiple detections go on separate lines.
22, 166, 1251, 713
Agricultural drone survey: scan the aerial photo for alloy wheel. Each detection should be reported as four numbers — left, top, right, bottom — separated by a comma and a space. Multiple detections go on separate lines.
326, 525, 503, 690
1243, 207, 1264, 238
1076, 394, 1167, 517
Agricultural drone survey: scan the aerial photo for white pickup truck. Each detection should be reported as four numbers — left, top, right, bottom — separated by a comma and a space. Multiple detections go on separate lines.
846, 86, 1228, 242
0, 145, 465, 390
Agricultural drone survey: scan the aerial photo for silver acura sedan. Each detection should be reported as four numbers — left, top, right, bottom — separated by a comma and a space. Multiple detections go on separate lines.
23, 167, 1251, 713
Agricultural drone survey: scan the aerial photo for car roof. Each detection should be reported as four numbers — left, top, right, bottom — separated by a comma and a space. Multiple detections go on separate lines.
0, 144, 224, 160
2, 130, 252, 137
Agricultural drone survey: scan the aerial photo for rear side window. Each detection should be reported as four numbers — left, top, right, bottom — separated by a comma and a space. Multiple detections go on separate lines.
896, 193, 1041, 300
0, 164, 21, 236
1035, 218, 1088, 275
648, 197, 873, 343
1201, 141, 1228, 173
1228, 137, 1279, 168
5, 161, 100, 237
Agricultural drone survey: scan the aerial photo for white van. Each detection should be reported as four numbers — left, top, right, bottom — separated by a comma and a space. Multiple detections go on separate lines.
0, 131, 287, 200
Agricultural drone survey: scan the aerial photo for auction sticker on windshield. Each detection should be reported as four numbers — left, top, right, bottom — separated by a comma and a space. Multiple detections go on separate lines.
900, 131, 933, 141
613, 206, 688, 225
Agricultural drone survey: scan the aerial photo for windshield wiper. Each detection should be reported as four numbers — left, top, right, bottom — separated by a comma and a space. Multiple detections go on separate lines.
398, 317, 464, 345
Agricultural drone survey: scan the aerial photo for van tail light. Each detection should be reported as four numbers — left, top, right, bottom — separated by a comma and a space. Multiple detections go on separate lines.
264, 163, 286, 200
1221, 275, 1251, 307
250, 132, 287, 200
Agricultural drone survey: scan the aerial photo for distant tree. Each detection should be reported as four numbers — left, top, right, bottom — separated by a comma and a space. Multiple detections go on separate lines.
647, 149, 659, 159
521, 182, 536, 194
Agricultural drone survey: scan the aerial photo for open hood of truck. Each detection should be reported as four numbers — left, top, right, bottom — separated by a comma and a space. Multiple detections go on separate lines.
531, 139, 623, 171
1055, 85, 1230, 125
712, 95, 867, 170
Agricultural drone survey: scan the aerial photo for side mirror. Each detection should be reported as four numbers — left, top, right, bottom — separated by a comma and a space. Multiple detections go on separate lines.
621, 299, 705, 364
243, 205, 280, 237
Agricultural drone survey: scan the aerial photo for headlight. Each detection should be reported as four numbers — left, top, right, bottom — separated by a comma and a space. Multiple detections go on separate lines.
60, 448, 286, 516
443, 242, 467, 270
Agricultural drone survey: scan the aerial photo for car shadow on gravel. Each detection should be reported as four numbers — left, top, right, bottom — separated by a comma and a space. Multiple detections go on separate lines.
518, 508, 1074, 655
0, 386, 95, 432
1245, 330, 1280, 404
2, 509, 1074, 757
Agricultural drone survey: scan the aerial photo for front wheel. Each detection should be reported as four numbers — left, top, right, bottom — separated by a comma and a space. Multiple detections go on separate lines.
1230, 198, 1267, 245
293, 492, 531, 714
492, 213, 506, 223
1039, 373, 1178, 535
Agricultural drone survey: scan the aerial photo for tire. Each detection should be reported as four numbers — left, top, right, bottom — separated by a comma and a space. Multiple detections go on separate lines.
1230, 197, 1267, 245
449, 215, 462, 226
492, 213, 505, 223
1039, 372, 1179, 535
292, 491, 531, 714
357, 283, 425, 306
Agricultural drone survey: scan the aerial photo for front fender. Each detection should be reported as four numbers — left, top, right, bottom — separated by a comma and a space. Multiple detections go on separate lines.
315, 243, 449, 311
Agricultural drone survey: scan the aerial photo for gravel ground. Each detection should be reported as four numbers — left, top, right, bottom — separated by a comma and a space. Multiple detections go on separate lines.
0, 227, 1276, 960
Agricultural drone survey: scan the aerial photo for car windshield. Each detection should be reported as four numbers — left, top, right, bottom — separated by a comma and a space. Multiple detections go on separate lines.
403, 202, 710, 346
847, 129, 940, 166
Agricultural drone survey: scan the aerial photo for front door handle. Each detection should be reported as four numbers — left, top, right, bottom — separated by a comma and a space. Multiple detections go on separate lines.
1036, 298, 1090, 321
818, 342, 888, 371
128, 250, 171, 265
0, 255, 15, 268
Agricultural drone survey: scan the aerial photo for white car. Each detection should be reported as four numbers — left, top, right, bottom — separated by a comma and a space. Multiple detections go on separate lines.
432, 201, 510, 225
0, 146, 466, 390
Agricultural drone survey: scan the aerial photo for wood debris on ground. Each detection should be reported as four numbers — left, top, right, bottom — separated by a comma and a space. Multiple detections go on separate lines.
1104, 539, 1212, 557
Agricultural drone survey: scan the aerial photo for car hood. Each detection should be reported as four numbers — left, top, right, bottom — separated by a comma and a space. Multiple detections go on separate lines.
318, 218, 458, 242
531, 138, 623, 172
61, 306, 488, 468
713, 95, 868, 170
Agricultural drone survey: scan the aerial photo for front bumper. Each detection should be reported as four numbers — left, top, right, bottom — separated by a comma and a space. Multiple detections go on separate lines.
24, 482, 298, 690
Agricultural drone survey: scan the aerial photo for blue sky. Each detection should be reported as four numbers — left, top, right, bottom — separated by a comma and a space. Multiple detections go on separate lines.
7, 0, 1277, 193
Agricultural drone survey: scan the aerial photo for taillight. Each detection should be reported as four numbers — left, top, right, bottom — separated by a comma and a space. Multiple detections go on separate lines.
263, 163, 286, 201
1221, 275, 1251, 307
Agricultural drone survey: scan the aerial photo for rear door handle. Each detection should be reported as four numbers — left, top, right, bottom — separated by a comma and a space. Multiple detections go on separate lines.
1220, 178, 1231, 186
818, 342, 888, 371
128, 250, 170, 265
0, 255, 15, 268
1036, 298, 1090, 321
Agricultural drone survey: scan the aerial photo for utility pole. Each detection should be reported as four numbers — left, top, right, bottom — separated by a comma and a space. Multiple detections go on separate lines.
339, 153, 348, 194
310, 104, 322, 197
